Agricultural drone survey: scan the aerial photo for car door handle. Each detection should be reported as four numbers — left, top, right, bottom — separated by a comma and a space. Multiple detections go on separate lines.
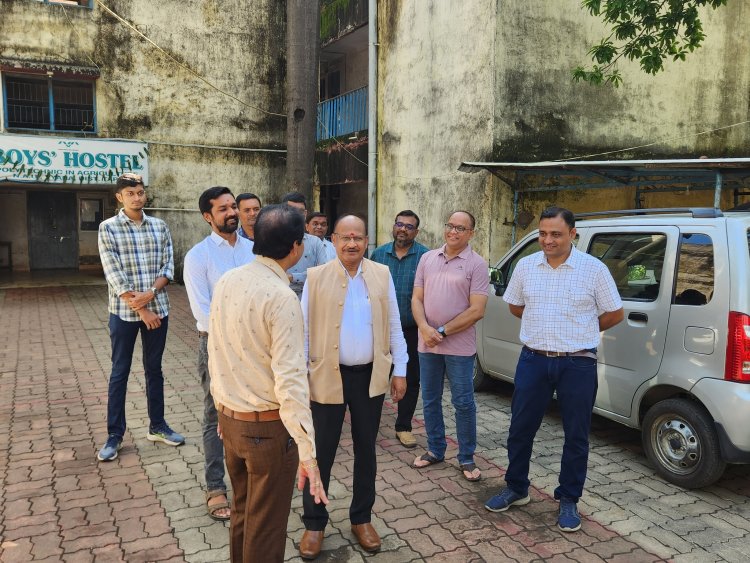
628, 312, 648, 323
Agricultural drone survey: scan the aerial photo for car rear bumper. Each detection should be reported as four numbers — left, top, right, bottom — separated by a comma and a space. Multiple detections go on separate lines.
691, 377, 750, 458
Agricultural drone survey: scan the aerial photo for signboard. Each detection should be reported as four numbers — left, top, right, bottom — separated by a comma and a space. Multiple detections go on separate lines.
0, 134, 149, 185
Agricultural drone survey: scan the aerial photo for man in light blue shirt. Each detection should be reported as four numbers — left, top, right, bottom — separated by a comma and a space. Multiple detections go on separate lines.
282, 192, 327, 297
184, 186, 255, 522
306, 211, 337, 263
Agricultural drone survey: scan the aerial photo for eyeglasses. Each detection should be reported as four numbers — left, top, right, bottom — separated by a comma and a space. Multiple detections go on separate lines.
394, 221, 417, 231
444, 223, 471, 233
334, 234, 366, 244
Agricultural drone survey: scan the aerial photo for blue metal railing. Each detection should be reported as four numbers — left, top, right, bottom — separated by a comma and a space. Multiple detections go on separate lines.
317, 86, 367, 142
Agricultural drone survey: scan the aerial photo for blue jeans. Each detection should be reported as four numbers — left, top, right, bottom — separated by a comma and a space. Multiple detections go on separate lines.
419, 352, 477, 465
106, 313, 168, 439
199, 334, 226, 493
504, 347, 598, 502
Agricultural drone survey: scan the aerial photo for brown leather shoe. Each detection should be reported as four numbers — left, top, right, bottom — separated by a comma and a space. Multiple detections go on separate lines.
351, 523, 381, 552
299, 529, 324, 560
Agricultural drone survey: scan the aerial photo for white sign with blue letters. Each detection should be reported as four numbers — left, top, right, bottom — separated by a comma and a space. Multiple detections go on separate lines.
0, 134, 149, 185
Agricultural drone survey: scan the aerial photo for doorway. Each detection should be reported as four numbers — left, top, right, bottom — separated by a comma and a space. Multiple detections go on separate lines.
28, 191, 78, 269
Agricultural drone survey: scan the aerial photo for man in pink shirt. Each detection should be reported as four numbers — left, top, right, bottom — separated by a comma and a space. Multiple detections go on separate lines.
411, 211, 490, 481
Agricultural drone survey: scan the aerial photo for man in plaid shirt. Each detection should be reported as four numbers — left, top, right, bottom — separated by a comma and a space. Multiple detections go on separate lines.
96, 173, 185, 462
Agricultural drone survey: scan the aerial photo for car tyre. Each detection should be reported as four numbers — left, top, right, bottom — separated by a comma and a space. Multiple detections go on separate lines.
473, 359, 492, 392
642, 398, 726, 489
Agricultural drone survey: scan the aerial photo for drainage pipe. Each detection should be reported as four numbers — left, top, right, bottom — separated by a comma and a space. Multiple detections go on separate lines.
367, 0, 377, 254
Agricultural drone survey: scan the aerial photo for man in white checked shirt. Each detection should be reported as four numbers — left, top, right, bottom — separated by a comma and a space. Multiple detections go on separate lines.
484, 206, 623, 533
96, 173, 185, 462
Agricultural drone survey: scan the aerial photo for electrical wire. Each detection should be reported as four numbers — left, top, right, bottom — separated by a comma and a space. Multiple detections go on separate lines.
556, 120, 750, 162
94, 0, 285, 119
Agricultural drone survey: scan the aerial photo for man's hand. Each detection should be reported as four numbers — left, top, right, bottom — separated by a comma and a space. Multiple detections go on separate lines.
298, 460, 329, 505
390, 377, 406, 402
127, 290, 154, 311
419, 325, 443, 348
138, 308, 161, 330
216, 423, 223, 440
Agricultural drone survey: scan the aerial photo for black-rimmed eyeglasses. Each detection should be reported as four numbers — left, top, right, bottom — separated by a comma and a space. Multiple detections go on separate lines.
394, 221, 416, 231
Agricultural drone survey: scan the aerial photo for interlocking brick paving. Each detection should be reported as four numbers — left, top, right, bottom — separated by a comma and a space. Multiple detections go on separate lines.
1, 285, 748, 562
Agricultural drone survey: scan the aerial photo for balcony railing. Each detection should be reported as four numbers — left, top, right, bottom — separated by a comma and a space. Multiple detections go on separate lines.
317, 86, 367, 142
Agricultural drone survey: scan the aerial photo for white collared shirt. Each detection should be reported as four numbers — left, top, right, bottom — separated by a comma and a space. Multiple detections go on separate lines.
301, 260, 408, 376
183, 231, 255, 332
503, 246, 622, 351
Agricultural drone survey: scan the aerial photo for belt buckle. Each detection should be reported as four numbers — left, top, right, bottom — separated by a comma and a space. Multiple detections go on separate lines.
547, 350, 563, 357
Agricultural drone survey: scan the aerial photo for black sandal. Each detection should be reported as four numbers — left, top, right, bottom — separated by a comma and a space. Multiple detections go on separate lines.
459, 462, 481, 482
413, 452, 444, 468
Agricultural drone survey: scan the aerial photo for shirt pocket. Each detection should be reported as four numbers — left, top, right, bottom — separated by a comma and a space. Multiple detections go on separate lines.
567, 288, 594, 310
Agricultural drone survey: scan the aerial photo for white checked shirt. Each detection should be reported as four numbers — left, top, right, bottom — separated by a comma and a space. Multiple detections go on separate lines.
98, 210, 174, 321
503, 246, 622, 351
183, 231, 256, 332
300, 260, 409, 376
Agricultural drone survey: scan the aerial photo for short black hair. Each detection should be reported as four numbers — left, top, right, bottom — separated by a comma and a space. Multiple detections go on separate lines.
199, 186, 233, 215
449, 210, 476, 229
540, 206, 575, 229
115, 173, 144, 193
395, 209, 420, 228
281, 191, 306, 208
236, 192, 262, 207
253, 204, 305, 259
306, 211, 327, 225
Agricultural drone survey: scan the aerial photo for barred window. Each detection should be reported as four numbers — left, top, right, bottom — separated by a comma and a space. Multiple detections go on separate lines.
3, 74, 96, 132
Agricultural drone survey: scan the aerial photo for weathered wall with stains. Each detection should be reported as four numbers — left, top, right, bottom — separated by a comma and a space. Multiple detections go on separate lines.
377, 0, 497, 255
378, 0, 750, 262
0, 0, 287, 275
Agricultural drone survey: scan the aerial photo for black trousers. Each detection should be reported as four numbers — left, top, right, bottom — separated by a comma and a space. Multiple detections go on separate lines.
395, 325, 421, 432
302, 364, 385, 530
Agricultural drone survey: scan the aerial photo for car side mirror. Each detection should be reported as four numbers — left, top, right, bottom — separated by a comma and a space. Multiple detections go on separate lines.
489, 268, 505, 296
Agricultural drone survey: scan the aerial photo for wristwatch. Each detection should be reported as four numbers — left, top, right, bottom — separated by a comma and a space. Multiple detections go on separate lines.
437, 326, 447, 337
150, 287, 159, 296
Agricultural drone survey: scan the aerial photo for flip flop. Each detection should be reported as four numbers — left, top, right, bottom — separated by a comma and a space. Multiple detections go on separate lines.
413, 452, 444, 469
459, 462, 481, 482
206, 490, 231, 521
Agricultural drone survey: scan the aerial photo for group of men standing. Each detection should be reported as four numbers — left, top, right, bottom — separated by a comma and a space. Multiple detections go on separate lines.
97, 173, 623, 562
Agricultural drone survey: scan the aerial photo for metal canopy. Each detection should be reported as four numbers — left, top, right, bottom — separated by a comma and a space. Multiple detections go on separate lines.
459, 157, 750, 243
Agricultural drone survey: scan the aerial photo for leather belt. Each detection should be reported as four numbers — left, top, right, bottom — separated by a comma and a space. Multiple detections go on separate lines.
523, 346, 597, 359
340, 363, 373, 373
216, 403, 281, 422
198, 331, 208, 337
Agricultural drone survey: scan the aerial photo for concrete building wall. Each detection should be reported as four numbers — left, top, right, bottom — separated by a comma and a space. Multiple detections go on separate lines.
345, 46, 368, 92
377, 0, 497, 253
0, 0, 286, 275
378, 0, 750, 262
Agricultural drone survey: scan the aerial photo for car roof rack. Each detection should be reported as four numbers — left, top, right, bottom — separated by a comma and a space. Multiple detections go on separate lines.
575, 207, 723, 219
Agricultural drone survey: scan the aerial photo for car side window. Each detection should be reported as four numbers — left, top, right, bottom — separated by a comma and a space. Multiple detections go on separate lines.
501, 238, 539, 284
673, 233, 713, 306
587, 233, 667, 302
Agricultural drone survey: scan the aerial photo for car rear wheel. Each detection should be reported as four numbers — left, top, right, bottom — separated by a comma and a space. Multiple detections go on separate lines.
473, 359, 492, 392
642, 398, 726, 489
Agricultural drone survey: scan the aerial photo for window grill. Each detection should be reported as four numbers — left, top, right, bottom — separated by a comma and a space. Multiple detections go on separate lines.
3, 74, 95, 132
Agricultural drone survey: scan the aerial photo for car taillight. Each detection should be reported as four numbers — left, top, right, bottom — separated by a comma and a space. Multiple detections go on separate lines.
725, 312, 750, 383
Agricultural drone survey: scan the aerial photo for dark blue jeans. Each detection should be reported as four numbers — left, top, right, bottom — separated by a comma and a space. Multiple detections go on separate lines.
107, 313, 168, 439
199, 334, 226, 493
504, 347, 598, 502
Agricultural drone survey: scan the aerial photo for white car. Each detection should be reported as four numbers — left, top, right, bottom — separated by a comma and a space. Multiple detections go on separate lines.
475, 208, 750, 488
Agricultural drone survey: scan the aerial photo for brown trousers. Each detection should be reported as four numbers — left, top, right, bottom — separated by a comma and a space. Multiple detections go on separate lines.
219, 413, 299, 563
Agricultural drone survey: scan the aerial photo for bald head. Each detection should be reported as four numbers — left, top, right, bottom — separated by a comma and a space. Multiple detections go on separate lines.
333, 214, 366, 235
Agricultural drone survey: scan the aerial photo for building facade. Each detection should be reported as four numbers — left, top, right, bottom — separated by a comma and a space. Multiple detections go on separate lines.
1, 0, 286, 274
376, 0, 750, 260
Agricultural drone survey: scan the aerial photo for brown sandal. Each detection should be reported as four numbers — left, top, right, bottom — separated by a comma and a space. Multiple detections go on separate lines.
206, 490, 231, 521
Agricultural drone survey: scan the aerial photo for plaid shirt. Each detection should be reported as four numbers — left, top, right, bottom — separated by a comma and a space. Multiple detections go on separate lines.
370, 240, 429, 328
98, 210, 174, 321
